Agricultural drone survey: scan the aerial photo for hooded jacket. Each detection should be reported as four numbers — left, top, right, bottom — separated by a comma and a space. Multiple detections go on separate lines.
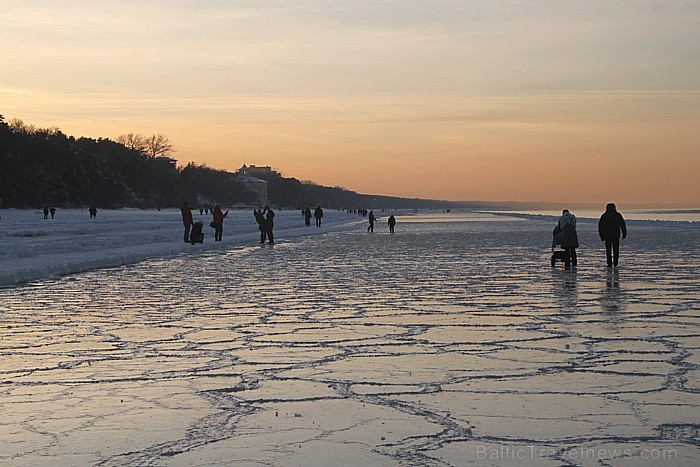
556, 211, 579, 248
598, 206, 627, 240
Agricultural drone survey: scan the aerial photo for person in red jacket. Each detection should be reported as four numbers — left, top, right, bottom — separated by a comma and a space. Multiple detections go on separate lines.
180, 201, 193, 243
211, 204, 229, 241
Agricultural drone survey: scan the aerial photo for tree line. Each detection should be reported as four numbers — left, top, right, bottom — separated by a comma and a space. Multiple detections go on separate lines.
0, 114, 459, 210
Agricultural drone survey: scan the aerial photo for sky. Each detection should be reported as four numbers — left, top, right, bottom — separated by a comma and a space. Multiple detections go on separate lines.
1, 0, 699, 206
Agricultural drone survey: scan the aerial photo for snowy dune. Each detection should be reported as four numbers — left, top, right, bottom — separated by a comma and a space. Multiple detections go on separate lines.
0, 208, 365, 288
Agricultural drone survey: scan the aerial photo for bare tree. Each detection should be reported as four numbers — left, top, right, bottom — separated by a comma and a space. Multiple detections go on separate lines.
144, 134, 175, 159
9, 118, 37, 134
116, 133, 147, 153
116, 133, 175, 158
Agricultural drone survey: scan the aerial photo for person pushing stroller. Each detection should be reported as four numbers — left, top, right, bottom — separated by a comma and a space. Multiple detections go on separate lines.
552, 209, 579, 268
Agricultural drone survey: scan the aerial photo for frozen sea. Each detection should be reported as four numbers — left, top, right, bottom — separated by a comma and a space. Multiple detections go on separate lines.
1, 209, 699, 466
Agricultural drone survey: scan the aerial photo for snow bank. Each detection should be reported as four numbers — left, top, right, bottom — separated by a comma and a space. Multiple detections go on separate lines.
0, 208, 365, 287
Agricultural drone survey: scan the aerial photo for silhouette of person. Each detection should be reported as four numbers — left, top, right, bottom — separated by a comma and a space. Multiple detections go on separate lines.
598, 203, 627, 267
211, 204, 229, 241
181, 201, 194, 243
553, 209, 578, 268
367, 210, 377, 232
254, 209, 267, 243
388, 214, 396, 234
263, 205, 275, 244
304, 206, 312, 227
89, 206, 97, 218
49, 207, 56, 219
314, 205, 323, 227
43, 205, 49, 219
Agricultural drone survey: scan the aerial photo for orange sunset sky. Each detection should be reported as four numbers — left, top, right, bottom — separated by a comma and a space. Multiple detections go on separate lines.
1, 1, 699, 206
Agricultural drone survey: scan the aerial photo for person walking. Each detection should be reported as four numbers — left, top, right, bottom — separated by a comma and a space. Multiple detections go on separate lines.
554, 209, 579, 268
89, 206, 97, 218
598, 203, 627, 267
314, 205, 323, 227
211, 204, 229, 242
304, 206, 312, 227
181, 201, 194, 243
254, 208, 267, 244
43, 205, 49, 219
388, 214, 396, 234
49, 207, 56, 219
367, 210, 377, 232
263, 205, 275, 244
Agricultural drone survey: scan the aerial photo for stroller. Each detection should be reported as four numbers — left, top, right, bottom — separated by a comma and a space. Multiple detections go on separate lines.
551, 225, 571, 267
190, 221, 204, 244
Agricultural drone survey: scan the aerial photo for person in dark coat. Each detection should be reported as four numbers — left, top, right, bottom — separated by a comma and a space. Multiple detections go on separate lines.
181, 201, 194, 243
553, 209, 578, 267
314, 206, 323, 227
388, 214, 396, 234
49, 207, 56, 219
304, 206, 312, 227
43, 205, 49, 219
598, 203, 627, 267
263, 205, 275, 244
367, 210, 377, 232
254, 209, 267, 243
89, 206, 97, 218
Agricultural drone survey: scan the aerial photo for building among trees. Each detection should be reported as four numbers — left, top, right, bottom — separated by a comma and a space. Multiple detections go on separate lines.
236, 165, 268, 207
245, 165, 279, 178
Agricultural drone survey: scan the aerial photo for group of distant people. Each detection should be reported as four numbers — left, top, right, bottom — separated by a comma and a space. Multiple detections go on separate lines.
366, 210, 396, 234
180, 202, 401, 245
34, 200, 629, 270
302, 206, 324, 227
181, 201, 231, 243
254, 206, 275, 244
41, 205, 97, 219
42, 205, 56, 219
553, 203, 628, 268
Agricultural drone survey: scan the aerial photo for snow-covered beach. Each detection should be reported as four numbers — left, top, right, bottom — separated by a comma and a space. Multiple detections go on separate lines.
0, 208, 364, 288
1, 209, 699, 466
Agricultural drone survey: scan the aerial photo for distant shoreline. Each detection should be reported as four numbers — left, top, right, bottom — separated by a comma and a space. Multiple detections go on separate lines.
479, 208, 700, 223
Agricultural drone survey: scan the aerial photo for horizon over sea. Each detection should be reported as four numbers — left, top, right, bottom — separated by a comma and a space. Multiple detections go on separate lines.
477, 207, 700, 223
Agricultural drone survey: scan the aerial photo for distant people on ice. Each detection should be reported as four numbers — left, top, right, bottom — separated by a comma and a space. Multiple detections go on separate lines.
254, 209, 267, 243
263, 205, 275, 244
367, 210, 377, 232
553, 209, 579, 268
49, 207, 56, 219
304, 206, 312, 227
388, 214, 396, 234
314, 205, 323, 227
43, 205, 49, 219
598, 203, 627, 267
181, 201, 194, 243
211, 204, 229, 241
89, 206, 97, 218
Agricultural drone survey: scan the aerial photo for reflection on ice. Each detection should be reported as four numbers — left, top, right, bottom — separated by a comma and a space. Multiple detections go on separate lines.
601, 268, 626, 312
1, 215, 699, 465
